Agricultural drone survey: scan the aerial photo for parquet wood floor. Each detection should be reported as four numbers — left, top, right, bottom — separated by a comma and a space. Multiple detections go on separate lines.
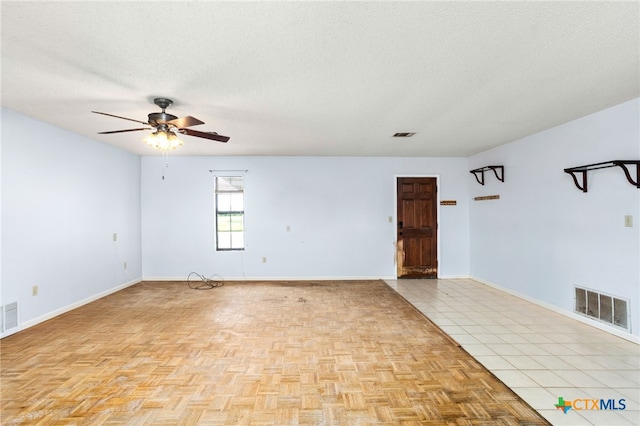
1, 280, 549, 425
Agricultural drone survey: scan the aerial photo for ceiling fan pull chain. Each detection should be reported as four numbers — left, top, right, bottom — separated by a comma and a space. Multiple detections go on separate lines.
161, 151, 170, 181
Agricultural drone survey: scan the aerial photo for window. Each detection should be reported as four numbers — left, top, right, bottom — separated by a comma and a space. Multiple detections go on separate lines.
215, 176, 244, 250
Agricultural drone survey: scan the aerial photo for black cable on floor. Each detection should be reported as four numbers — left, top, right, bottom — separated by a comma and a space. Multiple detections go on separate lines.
187, 272, 224, 290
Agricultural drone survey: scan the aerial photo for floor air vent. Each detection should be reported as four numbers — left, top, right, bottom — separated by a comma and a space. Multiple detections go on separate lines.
575, 287, 630, 331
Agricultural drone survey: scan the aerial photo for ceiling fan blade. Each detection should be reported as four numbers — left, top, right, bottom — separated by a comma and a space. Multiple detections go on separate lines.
92, 111, 149, 125
168, 116, 205, 128
98, 128, 150, 134
180, 128, 230, 143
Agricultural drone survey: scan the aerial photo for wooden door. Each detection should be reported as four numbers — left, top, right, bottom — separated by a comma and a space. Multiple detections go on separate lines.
396, 177, 438, 278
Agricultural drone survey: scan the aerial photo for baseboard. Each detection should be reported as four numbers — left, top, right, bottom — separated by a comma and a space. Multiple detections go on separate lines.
142, 275, 397, 282
470, 276, 640, 345
0, 278, 141, 339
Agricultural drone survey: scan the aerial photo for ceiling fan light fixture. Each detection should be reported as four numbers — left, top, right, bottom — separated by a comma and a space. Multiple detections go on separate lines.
144, 130, 184, 151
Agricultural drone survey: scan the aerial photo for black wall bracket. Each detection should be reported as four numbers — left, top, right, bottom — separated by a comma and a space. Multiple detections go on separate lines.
564, 160, 640, 193
470, 165, 504, 185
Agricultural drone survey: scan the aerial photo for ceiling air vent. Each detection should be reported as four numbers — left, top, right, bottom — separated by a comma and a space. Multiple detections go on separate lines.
393, 132, 416, 137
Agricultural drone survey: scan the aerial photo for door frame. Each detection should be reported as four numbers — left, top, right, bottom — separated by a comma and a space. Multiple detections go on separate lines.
393, 174, 441, 279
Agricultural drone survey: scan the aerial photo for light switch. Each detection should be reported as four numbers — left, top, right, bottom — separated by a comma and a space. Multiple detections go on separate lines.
624, 215, 633, 227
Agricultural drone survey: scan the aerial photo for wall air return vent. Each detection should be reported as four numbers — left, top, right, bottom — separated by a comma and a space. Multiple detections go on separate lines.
575, 286, 630, 332
2, 302, 18, 332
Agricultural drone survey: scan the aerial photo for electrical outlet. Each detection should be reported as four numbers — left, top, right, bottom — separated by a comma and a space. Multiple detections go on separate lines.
112, 233, 117, 242
624, 215, 633, 227
32, 285, 38, 296
123, 261, 127, 270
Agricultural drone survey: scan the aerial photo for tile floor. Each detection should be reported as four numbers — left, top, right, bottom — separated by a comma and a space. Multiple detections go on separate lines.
385, 278, 640, 426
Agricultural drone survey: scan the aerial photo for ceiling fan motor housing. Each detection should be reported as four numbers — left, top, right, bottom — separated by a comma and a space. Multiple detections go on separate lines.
149, 98, 178, 127
148, 112, 178, 127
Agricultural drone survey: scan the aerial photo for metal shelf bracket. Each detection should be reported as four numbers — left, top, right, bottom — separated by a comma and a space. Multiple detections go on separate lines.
564, 160, 640, 193
470, 165, 504, 185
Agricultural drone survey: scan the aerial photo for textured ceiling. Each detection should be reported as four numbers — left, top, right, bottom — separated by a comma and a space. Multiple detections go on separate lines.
2, 1, 638, 157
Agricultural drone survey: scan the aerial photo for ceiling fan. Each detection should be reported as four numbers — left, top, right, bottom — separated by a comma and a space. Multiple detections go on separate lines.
92, 97, 230, 150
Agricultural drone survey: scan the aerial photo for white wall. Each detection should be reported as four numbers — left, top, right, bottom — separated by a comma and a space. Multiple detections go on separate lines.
4, 98, 637, 340
1, 108, 142, 337
469, 98, 640, 338
141, 156, 470, 280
